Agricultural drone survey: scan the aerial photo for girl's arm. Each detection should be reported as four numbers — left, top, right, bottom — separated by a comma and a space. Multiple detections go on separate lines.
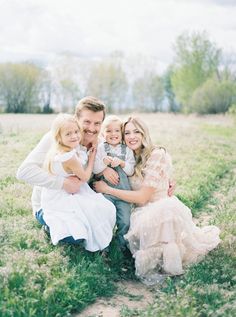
93, 143, 108, 174
94, 180, 155, 205
64, 148, 96, 182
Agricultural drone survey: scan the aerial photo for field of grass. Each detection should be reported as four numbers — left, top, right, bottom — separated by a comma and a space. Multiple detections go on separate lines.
0, 113, 235, 317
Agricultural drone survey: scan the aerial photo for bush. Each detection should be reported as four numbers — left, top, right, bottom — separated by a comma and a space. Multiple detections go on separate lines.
0, 63, 42, 113
189, 78, 236, 114
228, 103, 236, 115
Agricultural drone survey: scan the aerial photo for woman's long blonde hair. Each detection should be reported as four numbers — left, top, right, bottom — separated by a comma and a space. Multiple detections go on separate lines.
44, 113, 82, 174
122, 116, 156, 180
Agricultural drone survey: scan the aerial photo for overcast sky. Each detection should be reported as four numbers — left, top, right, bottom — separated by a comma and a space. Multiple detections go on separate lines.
1, 0, 236, 72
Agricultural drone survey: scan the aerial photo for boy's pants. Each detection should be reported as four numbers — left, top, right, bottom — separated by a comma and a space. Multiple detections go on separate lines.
104, 194, 131, 249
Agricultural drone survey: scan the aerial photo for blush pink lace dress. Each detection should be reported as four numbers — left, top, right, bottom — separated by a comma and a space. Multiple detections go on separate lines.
124, 148, 220, 284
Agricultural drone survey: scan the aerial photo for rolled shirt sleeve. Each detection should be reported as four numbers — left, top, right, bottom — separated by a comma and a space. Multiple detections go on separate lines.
16, 132, 64, 189
16, 132, 64, 214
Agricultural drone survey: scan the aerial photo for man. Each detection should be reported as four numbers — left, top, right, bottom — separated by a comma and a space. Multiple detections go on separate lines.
17, 96, 119, 244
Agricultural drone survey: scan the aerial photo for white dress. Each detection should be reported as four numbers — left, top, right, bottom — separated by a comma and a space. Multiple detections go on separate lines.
124, 148, 221, 283
41, 147, 116, 251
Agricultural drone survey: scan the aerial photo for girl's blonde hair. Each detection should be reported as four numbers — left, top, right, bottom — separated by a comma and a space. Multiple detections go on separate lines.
44, 113, 82, 174
122, 116, 156, 179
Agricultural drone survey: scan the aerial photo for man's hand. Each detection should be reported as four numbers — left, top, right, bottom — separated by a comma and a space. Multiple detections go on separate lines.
168, 179, 176, 197
103, 167, 119, 185
63, 175, 82, 194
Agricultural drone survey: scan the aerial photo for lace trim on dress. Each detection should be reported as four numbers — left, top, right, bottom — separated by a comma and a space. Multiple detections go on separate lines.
142, 148, 172, 188
54, 149, 77, 162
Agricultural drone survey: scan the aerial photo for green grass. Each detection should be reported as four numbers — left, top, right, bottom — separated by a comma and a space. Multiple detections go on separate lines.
0, 113, 236, 316
120, 134, 236, 317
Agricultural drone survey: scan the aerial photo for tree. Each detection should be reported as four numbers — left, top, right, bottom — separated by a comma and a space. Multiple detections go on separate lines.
86, 61, 128, 113
163, 66, 179, 112
149, 75, 164, 112
132, 72, 164, 112
132, 76, 150, 111
220, 53, 236, 81
0, 63, 42, 113
51, 55, 81, 112
171, 31, 221, 112
39, 69, 54, 113
59, 79, 80, 112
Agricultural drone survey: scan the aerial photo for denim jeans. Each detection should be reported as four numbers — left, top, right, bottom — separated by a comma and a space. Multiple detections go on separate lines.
104, 195, 131, 249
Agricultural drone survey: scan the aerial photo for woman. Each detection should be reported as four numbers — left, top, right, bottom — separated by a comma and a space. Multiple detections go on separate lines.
94, 116, 220, 284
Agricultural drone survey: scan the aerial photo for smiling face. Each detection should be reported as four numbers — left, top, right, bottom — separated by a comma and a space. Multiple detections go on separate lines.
77, 109, 104, 147
103, 121, 122, 146
124, 121, 143, 154
60, 121, 81, 149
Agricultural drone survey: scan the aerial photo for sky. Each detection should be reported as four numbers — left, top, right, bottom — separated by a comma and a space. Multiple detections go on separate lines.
1, 0, 236, 72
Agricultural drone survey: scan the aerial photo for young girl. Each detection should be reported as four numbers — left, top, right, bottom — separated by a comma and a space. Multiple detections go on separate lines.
41, 113, 116, 251
93, 115, 135, 249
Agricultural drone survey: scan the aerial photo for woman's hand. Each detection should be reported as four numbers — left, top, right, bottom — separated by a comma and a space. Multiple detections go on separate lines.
168, 179, 176, 196
94, 180, 110, 194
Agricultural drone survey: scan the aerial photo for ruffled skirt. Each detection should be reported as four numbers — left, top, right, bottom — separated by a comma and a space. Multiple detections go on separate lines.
41, 183, 116, 251
124, 196, 220, 282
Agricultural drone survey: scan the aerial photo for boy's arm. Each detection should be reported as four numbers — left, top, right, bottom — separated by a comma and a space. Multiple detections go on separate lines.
122, 147, 136, 176
16, 132, 64, 189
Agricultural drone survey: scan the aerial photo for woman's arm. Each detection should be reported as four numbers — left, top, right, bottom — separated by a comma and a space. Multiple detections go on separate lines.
94, 180, 155, 205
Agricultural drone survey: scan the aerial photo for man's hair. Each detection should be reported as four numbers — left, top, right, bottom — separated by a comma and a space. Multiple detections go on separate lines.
75, 96, 106, 120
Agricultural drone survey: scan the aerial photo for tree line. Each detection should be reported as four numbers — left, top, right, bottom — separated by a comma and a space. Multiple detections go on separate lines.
0, 31, 236, 114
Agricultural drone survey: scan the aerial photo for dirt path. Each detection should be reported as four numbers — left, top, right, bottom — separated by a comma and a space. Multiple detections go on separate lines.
77, 280, 155, 317
76, 211, 222, 316
76, 212, 220, 317
75, 167, 236, 317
